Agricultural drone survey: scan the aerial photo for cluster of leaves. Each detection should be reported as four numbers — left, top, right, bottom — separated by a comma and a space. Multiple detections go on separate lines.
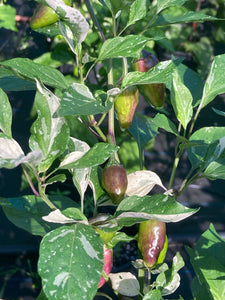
0, 0, 225, 299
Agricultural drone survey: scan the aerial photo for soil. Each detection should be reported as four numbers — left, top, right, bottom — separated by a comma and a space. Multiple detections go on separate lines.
0, 1, 225, 299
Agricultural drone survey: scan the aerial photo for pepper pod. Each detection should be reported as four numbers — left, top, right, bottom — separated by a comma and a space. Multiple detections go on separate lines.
114, 86, 139, 130
98, 246, 113, 288
102, 163, 128, 205
30, 0, 71, 30
132, 51, 165, 108
138, 220, 168, 268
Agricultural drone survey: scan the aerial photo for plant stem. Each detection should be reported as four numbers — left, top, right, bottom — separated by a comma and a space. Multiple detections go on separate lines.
88, 115, 107, 141
95, 292, 113, 300
168, 155, 180, 190
85, 0, 106, 42
38, 182, 57, 210
107, 58, 116, 146
188, 103, 202, 139
137, 268, 145, 300
22, 165, 40, 197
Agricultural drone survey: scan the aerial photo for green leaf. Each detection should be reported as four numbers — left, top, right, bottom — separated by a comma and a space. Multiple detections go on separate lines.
129, 112, 158, 155
122, 58, 183, 89
59, 83, 112, 116
212, 107, 225, 117
156, 0, 188, 14
98, 35, 149, 61
200, 54, 225, 109
0, 88, 12, 137
186, 224, 225, 300
127, 0, 147, 27
0, 5, 17, 31
42, 0, 89, 44
1, 195, 78, 236
113, 194, 199, 227
0, 58, 67, 89
203, 157, 225, 180
36, 289, 48, 300
153, 113, 178, 136
89, 166, 105, 203
188, 127, 225, 169
176, 63, 204, 107
143, 289, 163, 300
59, 21, 77, 54
108, 232, 135, 248
38, 224, 104, 300
171, 69, 193, 130
152, 11, 217, 27
62, 207, 88, 222
46, 174, 67, 185
60, 143, 119, 169
29, 81, 70, 172
156, 252, 184, 296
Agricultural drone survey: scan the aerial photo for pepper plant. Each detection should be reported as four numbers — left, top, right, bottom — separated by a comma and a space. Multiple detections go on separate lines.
0, 0, 225, 299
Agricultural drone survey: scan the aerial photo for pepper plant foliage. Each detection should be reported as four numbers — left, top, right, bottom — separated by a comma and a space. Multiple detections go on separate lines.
0, 0, 225, 299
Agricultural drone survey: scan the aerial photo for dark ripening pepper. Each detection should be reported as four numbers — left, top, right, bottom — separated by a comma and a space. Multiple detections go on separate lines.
138, 220, 168, 268
102, 164, 128, 205
98, 246, 113, 288
30, 0, 71, 30
132, 51, 165, 108
114, 86, 139, 129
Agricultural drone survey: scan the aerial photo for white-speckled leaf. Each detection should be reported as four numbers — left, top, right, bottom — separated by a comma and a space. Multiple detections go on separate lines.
43, 0, 89, 44
38, 224, 104, 300
171, 69, 193, 130
156, 0, 188, 13
42, 209, 76, 224
126, 170, 166, 197
29, 80, 69, 172
98, 35, 149, 61
113, 194, 199, 226
0, 133, 24, 168
59, 83, 112, 116
0, 88, 12, 137
201, 54, 225, 109
60, 138, 91, 202
59, 21, 77, 54
109, 272, 140, 296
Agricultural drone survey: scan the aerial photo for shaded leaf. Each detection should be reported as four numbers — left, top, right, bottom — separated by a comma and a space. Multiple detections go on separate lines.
0, 88, 12, 137
1, 195, 78, 236
152, 11, 217, 27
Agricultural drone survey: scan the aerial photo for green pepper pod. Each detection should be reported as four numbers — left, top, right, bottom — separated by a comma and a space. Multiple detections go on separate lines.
138, 220, 168, 268
114, 86, 139, 129
30, 0, 71, 30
